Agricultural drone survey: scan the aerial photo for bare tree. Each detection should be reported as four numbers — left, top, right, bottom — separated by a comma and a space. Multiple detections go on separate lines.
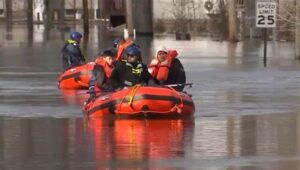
205, 0, 228, 39
275, 0, 300, 58
276, 1, 296, 39
171, 0, 203, 33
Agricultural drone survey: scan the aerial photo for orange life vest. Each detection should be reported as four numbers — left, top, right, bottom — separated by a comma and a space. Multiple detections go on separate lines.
94, 57, 114, 78
148, 50, 178, 82
116, 39, 134, 61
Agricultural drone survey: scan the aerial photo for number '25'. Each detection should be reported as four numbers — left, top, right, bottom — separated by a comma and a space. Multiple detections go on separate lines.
257, 15, 275, 25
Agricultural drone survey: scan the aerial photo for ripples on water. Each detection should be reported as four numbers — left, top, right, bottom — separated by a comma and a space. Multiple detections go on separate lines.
1, 31, 300, 169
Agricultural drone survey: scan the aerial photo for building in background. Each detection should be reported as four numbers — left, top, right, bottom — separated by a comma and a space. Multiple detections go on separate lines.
0, 0, 295, 41
0, 0, 4, 18
0, 0, 102, 22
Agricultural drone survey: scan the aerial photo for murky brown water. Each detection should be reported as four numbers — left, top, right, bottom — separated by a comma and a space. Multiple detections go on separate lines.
1, 24, 300, 169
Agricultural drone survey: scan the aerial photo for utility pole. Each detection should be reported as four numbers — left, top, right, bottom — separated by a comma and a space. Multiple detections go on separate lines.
228, 0, 238, 42
27, 0, 33, 45
236, 0, 245, 40
82, 0, 89, 48
134, 0, 153, 35
44, 0, 51, 40
244, 0, 256, 39
59, 0, 65, 41
98, 0, 104, 19
44, 0, 51, 28
83, 0, 89, 35
5, 0, 12, 31
59, 0, 65, 28
73, 0, 76, 27
126, 0, 134, 38
296, 0, 300, 59
97, 0, 106, 49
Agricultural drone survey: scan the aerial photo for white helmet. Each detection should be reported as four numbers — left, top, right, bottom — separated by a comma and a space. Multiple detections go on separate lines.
156, 46, 168, 55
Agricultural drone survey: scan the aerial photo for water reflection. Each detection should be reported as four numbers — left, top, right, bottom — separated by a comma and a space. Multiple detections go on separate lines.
59, 89, 89, 106
190, 114, 300, 169
0, 117, 195, 169
233, 114, 300, 170
85, 118, 194, 162
1, 114, 300, 169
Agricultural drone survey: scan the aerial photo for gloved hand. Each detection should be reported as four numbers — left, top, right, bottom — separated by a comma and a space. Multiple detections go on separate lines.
147, 79, 161, 87
90, 92, 96, 100
101, 84, 113, 92
88, 86, 96, 101
89, 85, 95, 93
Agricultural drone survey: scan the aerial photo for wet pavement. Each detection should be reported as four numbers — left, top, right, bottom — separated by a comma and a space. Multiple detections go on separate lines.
1, 25, 300, 169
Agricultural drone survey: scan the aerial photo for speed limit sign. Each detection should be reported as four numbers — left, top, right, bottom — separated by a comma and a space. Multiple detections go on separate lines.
256, 0, 277, 28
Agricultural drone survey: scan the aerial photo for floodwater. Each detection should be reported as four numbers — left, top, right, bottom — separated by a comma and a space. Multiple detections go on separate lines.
1, 24, 300, 170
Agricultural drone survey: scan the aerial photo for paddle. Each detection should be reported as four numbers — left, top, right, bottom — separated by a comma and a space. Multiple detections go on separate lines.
165, 83, 193, 88
78, 89, 112, 95
81, 83, 193, 94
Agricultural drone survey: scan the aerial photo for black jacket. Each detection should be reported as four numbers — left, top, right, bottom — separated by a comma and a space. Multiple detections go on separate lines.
62, 40, 86, 70
109, 61, 153, 90
161, 58, 186, 91
89, 65, 107, 89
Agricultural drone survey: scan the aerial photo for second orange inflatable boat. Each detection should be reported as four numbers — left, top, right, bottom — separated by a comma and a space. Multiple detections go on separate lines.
57, 62, 95, 89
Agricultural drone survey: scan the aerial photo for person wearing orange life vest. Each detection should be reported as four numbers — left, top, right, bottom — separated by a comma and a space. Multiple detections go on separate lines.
88, 49, 117, 100
148, 46, 186, 91
113, 37, 136, 61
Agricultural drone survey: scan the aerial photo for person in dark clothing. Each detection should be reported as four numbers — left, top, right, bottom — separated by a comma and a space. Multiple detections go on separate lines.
88, 49, 116, 100
148, 46, 186, 91
62, 32, 86, 71
109, 46, 154, 91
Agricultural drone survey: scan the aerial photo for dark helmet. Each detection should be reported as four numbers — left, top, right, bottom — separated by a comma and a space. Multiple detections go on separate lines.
70, 32, 82, 41
101, 48, 117, 57
126, 46, 141, 57
113, 38, 121, 48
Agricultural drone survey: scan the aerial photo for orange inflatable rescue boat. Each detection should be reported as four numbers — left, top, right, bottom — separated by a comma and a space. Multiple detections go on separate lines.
83, 85, 195, 118
57, 62, 95, 89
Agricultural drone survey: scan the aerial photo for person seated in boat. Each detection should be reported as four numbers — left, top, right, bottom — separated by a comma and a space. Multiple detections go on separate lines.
109, 46, 155, 91
88, 48, 117, 100
148, 46, 186, 91
62, 31, 86, 71
113, 37, 136, 61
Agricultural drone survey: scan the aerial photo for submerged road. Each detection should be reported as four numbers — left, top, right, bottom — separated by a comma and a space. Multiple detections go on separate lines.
1, 32, 300, 169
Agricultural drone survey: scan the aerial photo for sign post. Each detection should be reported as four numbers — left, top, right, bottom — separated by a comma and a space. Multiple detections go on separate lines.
256, 0, 277, 67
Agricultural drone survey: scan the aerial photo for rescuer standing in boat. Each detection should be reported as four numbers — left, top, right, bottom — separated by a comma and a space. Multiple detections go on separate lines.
62, 31, 86, 71
88, 48, 117, 100
109, 46, 155, 91
113, 37, 136, 61
148, 46, 186, 91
